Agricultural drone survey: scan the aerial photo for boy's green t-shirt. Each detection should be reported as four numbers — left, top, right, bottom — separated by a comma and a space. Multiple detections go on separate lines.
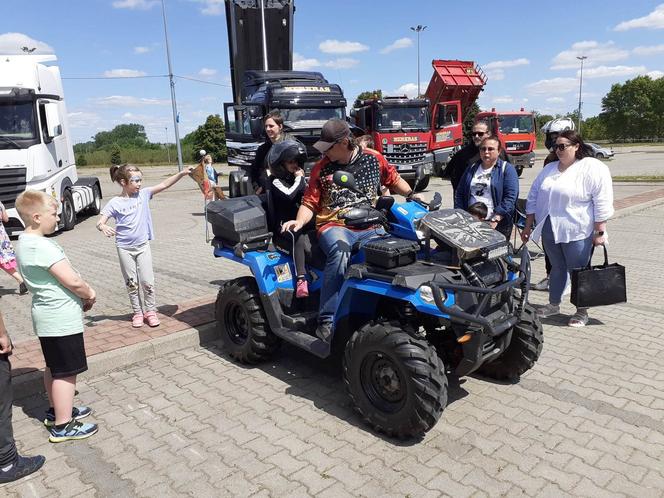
17, 233, 83, 337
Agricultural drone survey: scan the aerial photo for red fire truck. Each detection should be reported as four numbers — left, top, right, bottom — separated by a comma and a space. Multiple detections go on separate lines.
352, 60, 486, 190
475, 108, 536, 176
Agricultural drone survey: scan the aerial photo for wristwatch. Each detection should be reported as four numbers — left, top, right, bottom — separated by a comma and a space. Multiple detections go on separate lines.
594, 230, 605, 236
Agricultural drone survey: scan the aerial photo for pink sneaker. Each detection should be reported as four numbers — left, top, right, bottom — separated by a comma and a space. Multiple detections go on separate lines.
144, 311, 160, 327
296, 278, 309, 298
131, 313, 144, 328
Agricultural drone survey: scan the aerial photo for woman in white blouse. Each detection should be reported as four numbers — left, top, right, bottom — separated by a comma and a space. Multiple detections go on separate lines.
521, 130, 614, 327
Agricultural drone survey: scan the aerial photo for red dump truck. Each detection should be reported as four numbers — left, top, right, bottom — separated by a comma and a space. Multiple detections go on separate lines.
352, 60, 486, 190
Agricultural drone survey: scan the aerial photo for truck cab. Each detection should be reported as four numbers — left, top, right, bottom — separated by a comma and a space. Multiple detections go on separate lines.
0, 55, 101, 235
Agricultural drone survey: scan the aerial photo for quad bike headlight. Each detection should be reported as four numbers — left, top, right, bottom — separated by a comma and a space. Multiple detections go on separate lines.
419, 285, 444, 305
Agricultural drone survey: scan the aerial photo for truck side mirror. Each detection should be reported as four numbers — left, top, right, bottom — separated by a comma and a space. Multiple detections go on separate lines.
249, 117, 263, 139
44, 103, 62, 138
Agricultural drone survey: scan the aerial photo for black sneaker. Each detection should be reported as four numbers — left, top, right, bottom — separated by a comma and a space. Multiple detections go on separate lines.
0, 455, 46, 483
49, 419, 98, 443
315, 322, 333, 343
19, 282, 28, 295
44, 406, 92, 428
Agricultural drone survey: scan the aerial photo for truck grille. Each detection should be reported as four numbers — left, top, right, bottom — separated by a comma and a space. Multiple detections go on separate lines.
384, 142, 427, 165
0, 167, 27, 209
505, 141, 531, 152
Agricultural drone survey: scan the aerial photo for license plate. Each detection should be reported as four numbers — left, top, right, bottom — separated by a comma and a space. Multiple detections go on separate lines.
398, 165, 413, 171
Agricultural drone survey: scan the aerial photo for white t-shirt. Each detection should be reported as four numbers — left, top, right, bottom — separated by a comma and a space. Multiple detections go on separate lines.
469, 165, 495, 219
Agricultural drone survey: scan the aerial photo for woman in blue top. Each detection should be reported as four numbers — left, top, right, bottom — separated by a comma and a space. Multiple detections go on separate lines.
454, 136, 519, 240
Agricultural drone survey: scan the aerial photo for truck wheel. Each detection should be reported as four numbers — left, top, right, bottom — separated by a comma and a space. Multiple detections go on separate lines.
61, 190, 77, 231
516, 166, 524, 177
414, 175, 430, 192
477, 304, 543, 381
343, 321, 447, 438
216, 277, 280, 364
87, 184, 101, 215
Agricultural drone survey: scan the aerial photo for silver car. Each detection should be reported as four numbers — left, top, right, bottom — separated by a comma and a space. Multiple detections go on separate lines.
587, 142, 614, 159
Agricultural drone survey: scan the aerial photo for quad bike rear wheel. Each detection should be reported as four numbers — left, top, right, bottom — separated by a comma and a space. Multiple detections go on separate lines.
343, 321, 447, 438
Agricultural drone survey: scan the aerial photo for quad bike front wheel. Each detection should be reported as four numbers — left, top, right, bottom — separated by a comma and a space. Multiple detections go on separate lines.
343, 321, 448, 438
477, 304, 543, 381
216, 277, 280, 364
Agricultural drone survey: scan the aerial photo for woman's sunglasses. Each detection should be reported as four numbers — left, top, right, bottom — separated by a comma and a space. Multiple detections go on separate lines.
555, 143, 575, 151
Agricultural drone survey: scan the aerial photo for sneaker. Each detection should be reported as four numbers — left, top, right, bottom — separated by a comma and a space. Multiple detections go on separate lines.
536, 303, 560, 318
315, 322, 333, 343
49, 419, 98, 443
295, 278, 309, 298
144, 311, 160, 327
568, 309, 589, 328
132, 313, 144, 328
0, 455, 46, 483
43, 406, 92, 428
19, 282, 29, 295
532, 277, 549, 291
562, 282, 571, 296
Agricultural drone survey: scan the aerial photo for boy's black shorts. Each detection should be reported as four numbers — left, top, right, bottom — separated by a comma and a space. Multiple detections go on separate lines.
39, 333, 88, 379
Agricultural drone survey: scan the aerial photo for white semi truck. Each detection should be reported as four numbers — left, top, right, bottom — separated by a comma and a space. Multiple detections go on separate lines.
0, 54, 101, 235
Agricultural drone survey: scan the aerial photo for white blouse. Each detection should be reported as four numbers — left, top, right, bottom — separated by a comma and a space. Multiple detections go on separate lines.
526, 157, 614, 243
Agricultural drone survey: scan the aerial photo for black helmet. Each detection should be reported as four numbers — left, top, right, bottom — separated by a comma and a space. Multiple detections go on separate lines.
267, 139, 307, 179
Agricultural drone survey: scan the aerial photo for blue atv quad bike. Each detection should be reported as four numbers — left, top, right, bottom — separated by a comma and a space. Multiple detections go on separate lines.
206, 171, 543, 439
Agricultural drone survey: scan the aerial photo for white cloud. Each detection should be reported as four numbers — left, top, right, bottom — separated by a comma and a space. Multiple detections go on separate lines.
198, 67, 217, 77
392, 83, 427, 98
112, 0, 158, 9
319, 39, 369, 54
486, 69, 505, 81
581, 65, 646, 79
193, 0, 224, 15
0, 33, 54, 54
484, 58, 530, 70
92, 96, 170, 107
646, 70, 664, 79
380, 37, 413, 54
492, 96, 514, 104
633, 44, 664, 55
134, 46, 151, 54
551, 41, 629, 70
103, 69, 147, 78
293, 53, 321, 70
526, 77, 578, 95
67, 111, 102, 130
323, 58, 359, 70
546, 97, 566, 103
615, 4, 664, 31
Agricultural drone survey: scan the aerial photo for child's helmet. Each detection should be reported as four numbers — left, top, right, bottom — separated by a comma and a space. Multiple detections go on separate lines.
541, 118, 575, 151
267, 140, 307, 171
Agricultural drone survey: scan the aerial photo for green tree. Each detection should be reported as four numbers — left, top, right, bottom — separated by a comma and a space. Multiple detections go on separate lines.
94, 124, 150, 149
188, 114, 227, 162
110, 143, 122, 165
355, 89, 383, 104
600, 75, 661, 140
76, 154, 87, 166
580, 116, 607, 140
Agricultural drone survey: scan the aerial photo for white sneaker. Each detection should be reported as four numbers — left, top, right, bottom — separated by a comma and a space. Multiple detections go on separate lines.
536, 303, 560, 318
562, 282, 571, 296
532, 277, 549, 291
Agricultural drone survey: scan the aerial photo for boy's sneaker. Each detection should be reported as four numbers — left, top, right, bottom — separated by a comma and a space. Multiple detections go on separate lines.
19, 282, 29, 295
296, 278, 309, 298
144, 311, 160, 327
43, 406, 92, 428
0, 454, 46, 483
49, 419, 98, 443
532, 277, 549, 291
536, 303, 560, 318
132, 313, 144, 328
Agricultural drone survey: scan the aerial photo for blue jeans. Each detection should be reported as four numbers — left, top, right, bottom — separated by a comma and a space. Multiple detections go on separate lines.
318, 226, 386, 324
541, 218, 592, 306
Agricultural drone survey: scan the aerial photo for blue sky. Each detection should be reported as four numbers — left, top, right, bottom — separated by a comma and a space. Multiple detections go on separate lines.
2, 0, 663, 144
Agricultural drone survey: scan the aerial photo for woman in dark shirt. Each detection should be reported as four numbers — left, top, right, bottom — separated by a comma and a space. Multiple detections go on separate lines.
249, 111, 293, 194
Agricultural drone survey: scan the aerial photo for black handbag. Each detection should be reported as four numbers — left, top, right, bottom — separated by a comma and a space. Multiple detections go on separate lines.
570, 244, 627, 308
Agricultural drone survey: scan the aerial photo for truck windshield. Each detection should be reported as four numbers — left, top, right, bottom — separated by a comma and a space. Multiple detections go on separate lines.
0, 101, 37, 141
280, 107, 344, 123
377, 106, 429, 131
498, 114, 534, 134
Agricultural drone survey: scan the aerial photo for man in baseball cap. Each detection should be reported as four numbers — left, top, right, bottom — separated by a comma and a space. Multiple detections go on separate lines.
313, 119, 352, 154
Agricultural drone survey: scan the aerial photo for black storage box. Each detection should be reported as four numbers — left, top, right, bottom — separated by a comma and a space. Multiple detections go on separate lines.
207, 195, 270, 250
364, 237, 420, 269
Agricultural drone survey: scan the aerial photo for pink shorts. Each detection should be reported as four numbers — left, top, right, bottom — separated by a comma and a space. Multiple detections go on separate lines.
0, 259, 17, 271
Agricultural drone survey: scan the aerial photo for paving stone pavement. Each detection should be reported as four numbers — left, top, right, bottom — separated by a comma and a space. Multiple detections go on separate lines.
1, 194, 664, 496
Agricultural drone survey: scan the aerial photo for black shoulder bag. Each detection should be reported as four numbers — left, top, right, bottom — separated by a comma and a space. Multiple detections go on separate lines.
571, 244, 627, 308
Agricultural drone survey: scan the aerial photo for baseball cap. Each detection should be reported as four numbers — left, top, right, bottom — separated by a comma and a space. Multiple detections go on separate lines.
313, 119, 351, 153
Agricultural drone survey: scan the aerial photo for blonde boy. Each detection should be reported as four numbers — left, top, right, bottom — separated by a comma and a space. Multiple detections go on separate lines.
15, 191, 98, 443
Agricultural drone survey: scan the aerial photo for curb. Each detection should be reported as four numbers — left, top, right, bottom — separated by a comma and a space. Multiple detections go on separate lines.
614, 195, 664, 219
12, 322, 218, 400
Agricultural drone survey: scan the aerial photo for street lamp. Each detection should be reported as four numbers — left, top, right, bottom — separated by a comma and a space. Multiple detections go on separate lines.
576, 55, 587, 135
410, 25, 427, 97
161, 0, 184, 171
165, 126, 171, 164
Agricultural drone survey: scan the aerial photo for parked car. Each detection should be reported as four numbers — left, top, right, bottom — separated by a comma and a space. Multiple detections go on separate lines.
587, 143, 614, 159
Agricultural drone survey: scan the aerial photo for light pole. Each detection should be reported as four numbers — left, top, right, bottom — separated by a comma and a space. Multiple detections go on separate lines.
165, 126, 171, 164
576, 55, 587, 135
410, 25, 427, 97
161, 0, 184, 171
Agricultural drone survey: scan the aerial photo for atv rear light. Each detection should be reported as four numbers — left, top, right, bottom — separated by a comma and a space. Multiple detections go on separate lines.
419, 285, 444, 304
457, 333, 473, 344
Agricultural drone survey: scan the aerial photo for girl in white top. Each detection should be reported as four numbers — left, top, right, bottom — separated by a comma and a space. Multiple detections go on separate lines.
521, 130, 614, 327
